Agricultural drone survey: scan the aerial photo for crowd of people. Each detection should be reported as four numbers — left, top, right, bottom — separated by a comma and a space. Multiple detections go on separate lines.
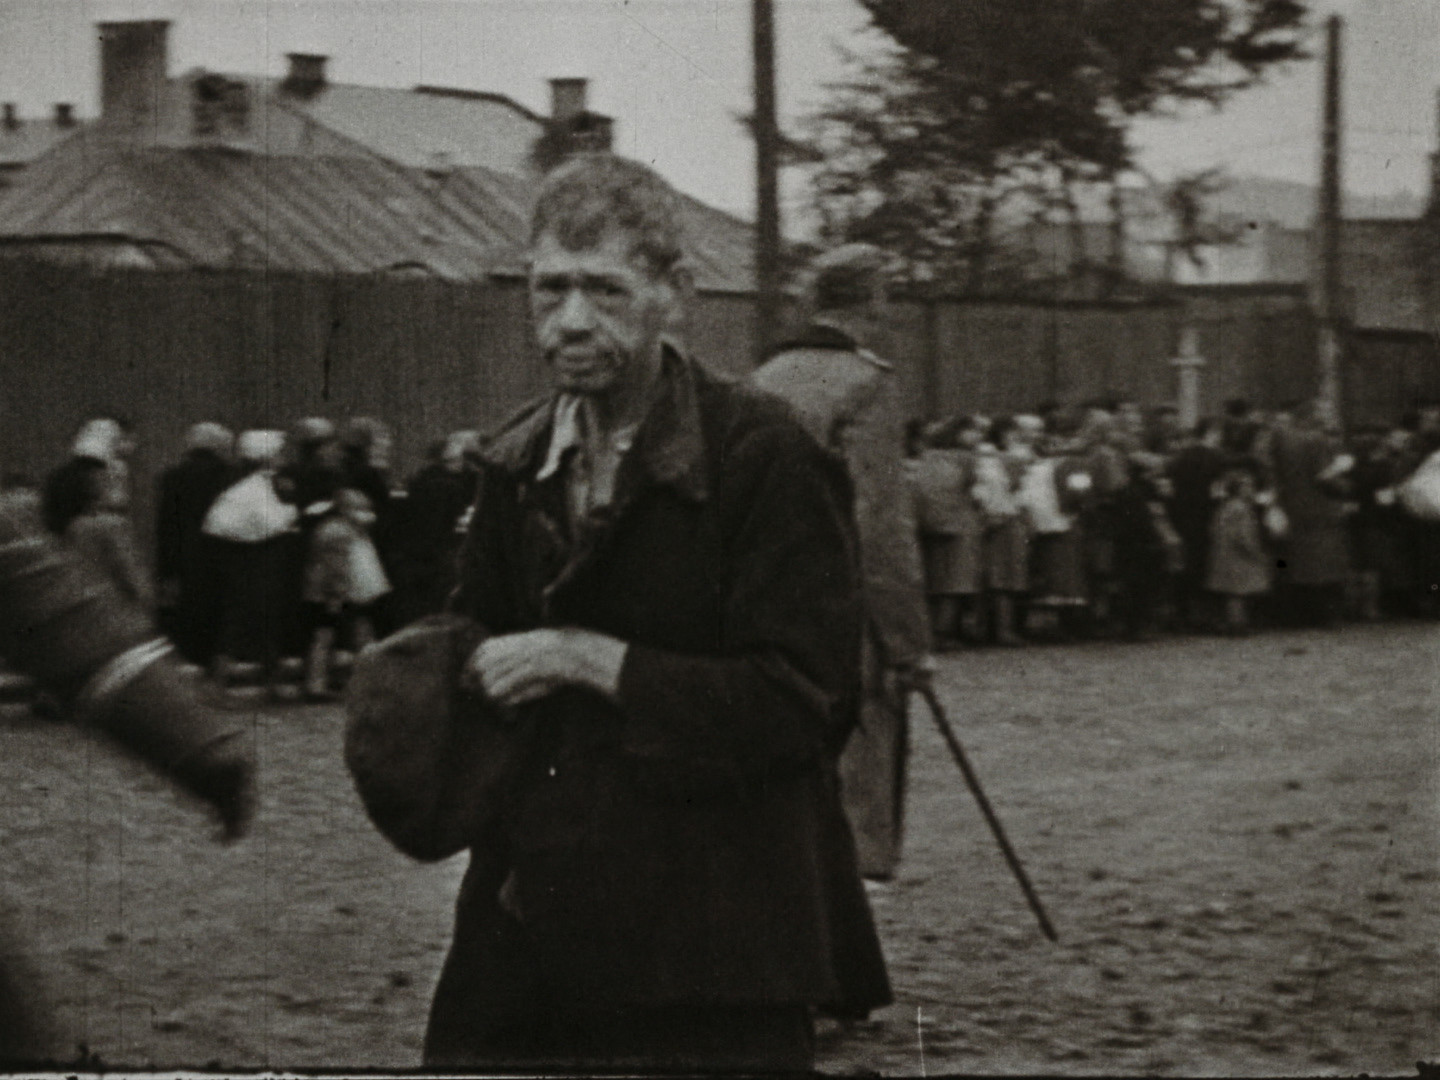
905, 396, 1440, 646
35, 415, 484, 702
30, 390, 1440, 709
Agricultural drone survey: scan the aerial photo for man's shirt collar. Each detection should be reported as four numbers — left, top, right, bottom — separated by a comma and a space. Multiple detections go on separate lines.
535, 394, 587, 484
486, 342, 710, 503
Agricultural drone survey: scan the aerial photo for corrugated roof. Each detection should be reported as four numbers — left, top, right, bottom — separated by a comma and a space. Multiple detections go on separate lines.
0, 130, 756, 290
0, 132, 527, 278
0, 119, 87, 168
276, 80, 545, 176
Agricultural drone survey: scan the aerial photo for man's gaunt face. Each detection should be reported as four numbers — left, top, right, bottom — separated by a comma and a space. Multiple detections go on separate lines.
529, 228, 675, 401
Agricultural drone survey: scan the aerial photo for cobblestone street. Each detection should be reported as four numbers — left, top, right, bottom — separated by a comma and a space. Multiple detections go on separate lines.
1, 622, 1436, 1074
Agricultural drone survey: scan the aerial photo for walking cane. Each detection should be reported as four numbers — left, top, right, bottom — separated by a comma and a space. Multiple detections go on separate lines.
915, 681, 1059, 943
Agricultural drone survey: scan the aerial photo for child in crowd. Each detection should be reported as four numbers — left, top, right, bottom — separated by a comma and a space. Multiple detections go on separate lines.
1206, 465, 1271, 634
302, 488, 391, 700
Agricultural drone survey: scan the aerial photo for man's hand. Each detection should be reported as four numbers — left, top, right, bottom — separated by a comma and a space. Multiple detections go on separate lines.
174, 733, 256, 843
200, 744, 256, 843
464, 628, 628, 706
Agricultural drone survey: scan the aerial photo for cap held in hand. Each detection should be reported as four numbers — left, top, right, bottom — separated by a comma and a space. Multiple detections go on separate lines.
344, 614, 530, 863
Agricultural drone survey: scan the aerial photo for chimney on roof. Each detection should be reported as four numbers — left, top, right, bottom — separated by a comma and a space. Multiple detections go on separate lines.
535, 77, 613, 168
54, 103, 76, 128
549, 78, 588, 123
2, 104, 16, 132
282, 53, 329, 98
98, 20, 170, 128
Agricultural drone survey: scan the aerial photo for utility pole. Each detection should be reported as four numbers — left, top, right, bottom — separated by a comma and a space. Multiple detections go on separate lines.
752, 0, 782, 365
1315, 13, 1344, 427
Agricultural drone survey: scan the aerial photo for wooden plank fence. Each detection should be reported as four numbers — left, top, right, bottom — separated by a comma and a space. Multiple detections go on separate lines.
1, 259, 1425, 554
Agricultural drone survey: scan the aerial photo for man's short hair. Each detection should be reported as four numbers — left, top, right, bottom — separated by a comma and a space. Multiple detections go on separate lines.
529, 153, 685, 277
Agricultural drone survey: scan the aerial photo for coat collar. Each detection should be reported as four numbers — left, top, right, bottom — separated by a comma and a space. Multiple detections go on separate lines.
768, 321, 857, 356
483, 342, 710, 504
765, 320, 893, 372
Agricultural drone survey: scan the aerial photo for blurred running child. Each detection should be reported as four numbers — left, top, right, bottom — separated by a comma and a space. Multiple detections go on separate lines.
302, 488, 390, 699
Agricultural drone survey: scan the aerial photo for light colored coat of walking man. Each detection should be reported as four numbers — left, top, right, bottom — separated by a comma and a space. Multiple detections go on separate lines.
751, 243, 930, 881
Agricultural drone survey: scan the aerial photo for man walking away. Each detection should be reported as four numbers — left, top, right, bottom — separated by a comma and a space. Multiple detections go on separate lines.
750, 242, 931, 882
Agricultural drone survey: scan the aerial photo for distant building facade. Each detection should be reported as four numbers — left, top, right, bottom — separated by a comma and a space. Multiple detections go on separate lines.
0, 20, 753, 289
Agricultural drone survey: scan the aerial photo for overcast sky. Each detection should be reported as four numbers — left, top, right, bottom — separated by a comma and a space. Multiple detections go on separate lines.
1, 0, 1435, 226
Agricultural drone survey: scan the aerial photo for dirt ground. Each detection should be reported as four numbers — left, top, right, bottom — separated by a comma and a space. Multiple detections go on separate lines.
1, 622, 1436, 1075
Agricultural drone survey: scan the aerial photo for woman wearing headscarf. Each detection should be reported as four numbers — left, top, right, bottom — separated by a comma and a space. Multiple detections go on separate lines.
62, 455, 152, 609
204, 430, 299, 697
41, 417, 135, 537
908, 417, 983, 647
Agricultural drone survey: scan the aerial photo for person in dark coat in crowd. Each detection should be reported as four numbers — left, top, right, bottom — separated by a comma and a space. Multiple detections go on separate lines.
64, 455, 152, 609
1146, 403, 1184, 454
1076, 407, 1129, 633
1167, 418, 1228, 629
1221, 398, 1262, 461
278, 418, 344, 514
0, 491, 254, 1064
1347, 427, 1414, 619
750, 242, 930, 882
41, 417, 136, 538
1109, 452, 1179, 639
427, 154, 888, 1072
155, 422, 235, 665
338, 418, 394, 510
275, 419, 345, 657
390, 431, 482, 625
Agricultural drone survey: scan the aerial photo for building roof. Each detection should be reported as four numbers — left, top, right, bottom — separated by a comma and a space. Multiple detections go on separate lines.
278, 80, 545, 175
0, 129, 756, 290
0, 118, 85, 170
0, 131, 528, 278
154, 72, 549, 175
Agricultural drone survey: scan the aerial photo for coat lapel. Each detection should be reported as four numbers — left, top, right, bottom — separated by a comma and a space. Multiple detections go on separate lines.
484, 348, 714, 621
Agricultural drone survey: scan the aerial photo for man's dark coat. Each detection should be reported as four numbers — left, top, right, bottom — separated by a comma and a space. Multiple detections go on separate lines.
155, 449, 234, 664
390, 463, 479, 623
429, 353, 890, 1047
